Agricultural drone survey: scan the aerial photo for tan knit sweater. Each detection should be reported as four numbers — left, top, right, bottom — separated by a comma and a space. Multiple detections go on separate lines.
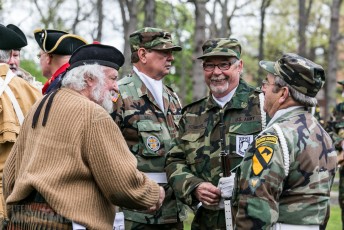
3, 88, 160, 229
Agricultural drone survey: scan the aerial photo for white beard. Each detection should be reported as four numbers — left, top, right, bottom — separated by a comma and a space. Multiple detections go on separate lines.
91, 83, 114, 113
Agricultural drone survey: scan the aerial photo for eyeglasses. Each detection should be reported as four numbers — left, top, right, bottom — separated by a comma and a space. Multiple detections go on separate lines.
203, 60, 237, 72
261, 79, 276, 88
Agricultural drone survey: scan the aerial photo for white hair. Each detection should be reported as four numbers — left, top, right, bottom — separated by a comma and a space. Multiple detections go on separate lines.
61, 63, 115, 113
274, 76, 318, 107
0, 50, 11, 62
61, 64, 105, 91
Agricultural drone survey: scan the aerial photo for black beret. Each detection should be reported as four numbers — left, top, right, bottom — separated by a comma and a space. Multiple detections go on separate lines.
68, 44, 125, 71
34, 29, 87, 55
0, 24, 27, 50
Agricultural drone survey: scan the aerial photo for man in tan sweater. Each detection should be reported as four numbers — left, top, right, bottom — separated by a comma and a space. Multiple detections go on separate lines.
3, 43, 165, 230
0, 24, 42, 225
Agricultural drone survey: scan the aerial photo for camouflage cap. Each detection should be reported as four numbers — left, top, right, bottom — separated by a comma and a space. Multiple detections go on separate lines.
197, 38, 241, 59
259, 53, 325, 97
338, 80, 344, 85
129, 27, 182, 52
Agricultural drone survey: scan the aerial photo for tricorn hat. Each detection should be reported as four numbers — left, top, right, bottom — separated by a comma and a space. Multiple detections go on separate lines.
0, 24, 27, 50
68, 44, 125, 71
34, 29, 87, 55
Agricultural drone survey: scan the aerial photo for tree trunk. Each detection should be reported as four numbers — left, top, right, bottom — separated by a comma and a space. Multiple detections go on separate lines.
219, 0, 228, 37
96, 0, 103, 41
119, 0, 138, 77
298, 0, 312, 58
325, 0, 343, 121
258, 0, 271, 77
191, 0, 207, 101
144, 0, 156, 27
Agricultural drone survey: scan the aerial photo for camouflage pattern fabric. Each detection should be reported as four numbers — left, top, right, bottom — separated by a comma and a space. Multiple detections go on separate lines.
259, 53, 325, 97
129, 27, 181, 52
111, 72, 186, 226
124, 220, 183, 230
234, 107, 337, 229
327, 102, 344, 227
197, 38, 241, 59
165, 79, 264, 229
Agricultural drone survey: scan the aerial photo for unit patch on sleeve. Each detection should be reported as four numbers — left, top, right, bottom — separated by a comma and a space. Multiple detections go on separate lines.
252, 135, 278, 175
255, 135, 278, 147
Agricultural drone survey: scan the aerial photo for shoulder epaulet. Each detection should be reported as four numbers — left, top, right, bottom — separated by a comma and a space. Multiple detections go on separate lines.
118, 75, 132, 85
182, 96, 208, 112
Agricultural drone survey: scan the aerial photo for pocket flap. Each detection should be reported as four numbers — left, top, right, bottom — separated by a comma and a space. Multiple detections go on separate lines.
137, 121, 162, 132
181, 131, 204, 142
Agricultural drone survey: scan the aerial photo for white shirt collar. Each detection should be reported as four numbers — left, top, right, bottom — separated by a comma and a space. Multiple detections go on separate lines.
212, 86, 238, 108
133, 66, 164, 111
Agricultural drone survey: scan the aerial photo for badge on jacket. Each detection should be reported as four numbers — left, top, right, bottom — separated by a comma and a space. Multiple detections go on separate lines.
236, 135, 253, 157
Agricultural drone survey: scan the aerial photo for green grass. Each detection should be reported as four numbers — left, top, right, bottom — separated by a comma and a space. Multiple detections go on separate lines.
183, 205, 342, 230
184, 213, 193, 230
327, 205, 342, 230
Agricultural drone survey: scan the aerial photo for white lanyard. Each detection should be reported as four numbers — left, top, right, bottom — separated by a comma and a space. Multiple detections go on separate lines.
0, 70, 24, 125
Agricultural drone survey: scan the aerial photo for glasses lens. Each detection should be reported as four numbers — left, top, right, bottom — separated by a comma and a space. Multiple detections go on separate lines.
203, 63, 214, 72
218, 63, 230, 71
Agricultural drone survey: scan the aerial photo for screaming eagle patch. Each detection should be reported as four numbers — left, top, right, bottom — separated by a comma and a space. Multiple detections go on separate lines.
252, 135, 278, 175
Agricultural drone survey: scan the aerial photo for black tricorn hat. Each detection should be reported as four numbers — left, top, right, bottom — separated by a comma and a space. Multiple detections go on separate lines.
0, 24, 27, 50
68, 44, 125, 71
34, 29, 87, 55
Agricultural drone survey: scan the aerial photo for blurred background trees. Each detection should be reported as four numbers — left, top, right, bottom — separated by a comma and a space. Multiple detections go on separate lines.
0, 0, 343, 120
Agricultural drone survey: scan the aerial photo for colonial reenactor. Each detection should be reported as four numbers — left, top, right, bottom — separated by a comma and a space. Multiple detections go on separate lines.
165, 38, 266, 230
0, 24, 42, 88
111, 27, 187, 229
0, 24, 42, 225
34, 29, 87, 94
234, 53, 337, 229
3, 44, 165, 229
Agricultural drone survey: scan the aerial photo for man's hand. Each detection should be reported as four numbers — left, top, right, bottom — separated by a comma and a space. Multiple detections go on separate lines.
218, 173, 235, 199
148, 186, 165, 212
194, 182, 221, 206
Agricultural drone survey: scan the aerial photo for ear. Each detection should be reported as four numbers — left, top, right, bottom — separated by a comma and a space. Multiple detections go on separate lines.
46, 54, 53, 64
278, 87, 290, 103
137, 48, 147, 64
84, 75, 94, 87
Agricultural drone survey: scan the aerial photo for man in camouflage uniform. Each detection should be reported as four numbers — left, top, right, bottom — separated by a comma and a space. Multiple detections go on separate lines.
165, 38, 266, 229
234, 53, 337, 229
111, 27, 186, 229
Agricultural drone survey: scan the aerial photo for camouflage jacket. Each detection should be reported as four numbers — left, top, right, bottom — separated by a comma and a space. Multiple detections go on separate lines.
234, 107, 337, 229
165, 79, 264, 207
111, 71, 186, 224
